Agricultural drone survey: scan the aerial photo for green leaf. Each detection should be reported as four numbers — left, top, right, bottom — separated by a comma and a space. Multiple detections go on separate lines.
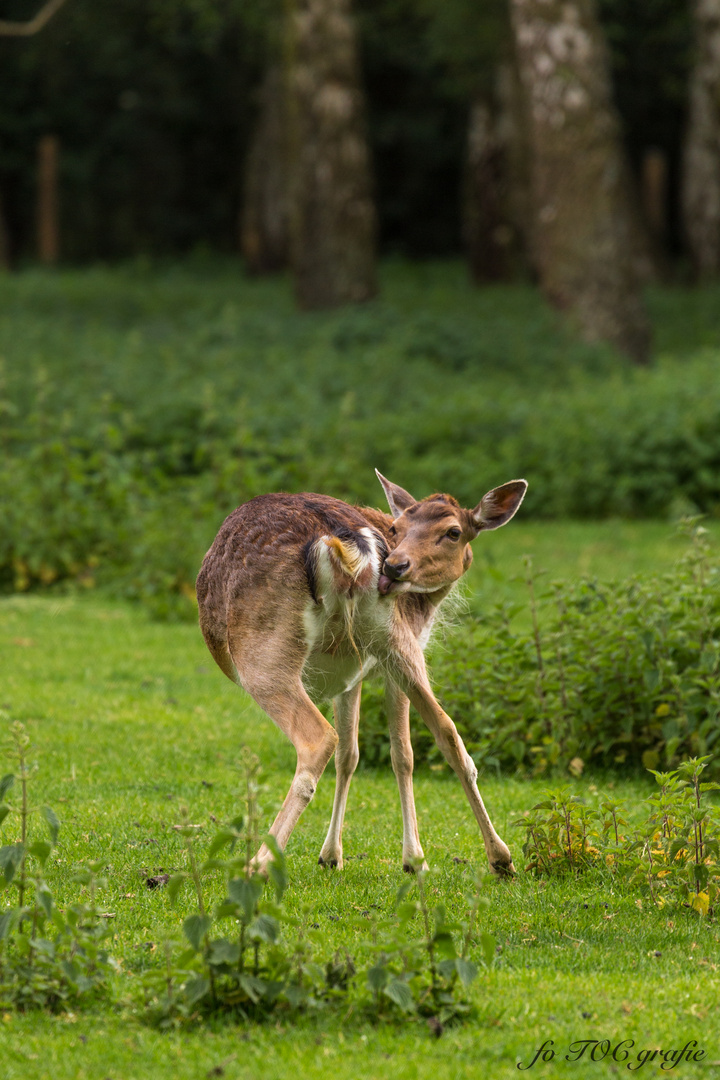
41, 805, 60, 845
249, 912, 279, 944
692, 864, 709, 888
207, 937, 241, 966
214, 900, 240, 919
0, 908, 18, 940
0, 843, 24, 885
183, 975, 211, 1005
267, 858, 288, 902
0, 775, 14, 802
239, 973, 265, 1003
395, 881, 413, 906
36, 882, 54, 918
0, 805, 10, 830
228, 876, 263, 922
283, 984, 307, 1009
207, 828, 239, 858
437, 958, 458, 980
480, 931, 496, 967
367, 963, 389, 992
455, 957, 478, 987
432, 929, 457, 959
264, 836, 288, 901
669, 838, 688, 861
28, 840, 52, 866
384, 978, 415, 1011
183, 913, 212, 951
167, 872, 188, 905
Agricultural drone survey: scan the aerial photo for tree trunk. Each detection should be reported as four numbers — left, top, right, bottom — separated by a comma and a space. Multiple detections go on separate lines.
37, 134, 60, 265
682, 0, 720, 278
286, 0, 377, 309
240, 67, 290, 275
642, 148, 667, 244
509, 0, 651, 364
463, 64, 532, 283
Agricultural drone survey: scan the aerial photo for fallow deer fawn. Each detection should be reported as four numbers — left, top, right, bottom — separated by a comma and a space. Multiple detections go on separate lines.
196, 471, 527, 876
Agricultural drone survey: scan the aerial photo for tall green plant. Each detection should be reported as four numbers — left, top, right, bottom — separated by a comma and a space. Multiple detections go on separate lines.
0, 718, 116, 1010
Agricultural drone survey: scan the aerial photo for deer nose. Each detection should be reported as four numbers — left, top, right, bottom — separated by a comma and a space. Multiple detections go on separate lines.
383, 558, 410, 581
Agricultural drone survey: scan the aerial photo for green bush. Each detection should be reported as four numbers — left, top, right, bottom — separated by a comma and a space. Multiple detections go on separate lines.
515, 757, 720, 915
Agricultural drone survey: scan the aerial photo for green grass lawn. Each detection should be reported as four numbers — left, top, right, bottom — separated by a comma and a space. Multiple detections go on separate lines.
1, 583, 718, 1078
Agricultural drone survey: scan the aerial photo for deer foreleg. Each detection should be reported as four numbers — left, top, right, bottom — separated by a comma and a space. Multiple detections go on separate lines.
389, 641, 514, 876
318, 683, 362, 869
410, 682, 514, 875
386, 678, 427, 872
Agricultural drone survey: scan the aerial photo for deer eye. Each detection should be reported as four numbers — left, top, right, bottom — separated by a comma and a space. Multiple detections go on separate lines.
446, 527, 461, 541
388, 525, 396, 537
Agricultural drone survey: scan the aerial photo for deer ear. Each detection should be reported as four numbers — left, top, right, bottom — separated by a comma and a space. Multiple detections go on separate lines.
375, 469, 417, 519
472, 479, 527, 531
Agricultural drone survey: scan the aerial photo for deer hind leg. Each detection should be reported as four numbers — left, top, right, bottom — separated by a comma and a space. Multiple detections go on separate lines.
386, 678, 427, 873
391, 643, 514, 876
318, 682, 362, 870
230, 636, 338, 871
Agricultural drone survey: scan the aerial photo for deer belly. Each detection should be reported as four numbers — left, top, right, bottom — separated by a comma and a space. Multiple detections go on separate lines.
301, 651, 377, 701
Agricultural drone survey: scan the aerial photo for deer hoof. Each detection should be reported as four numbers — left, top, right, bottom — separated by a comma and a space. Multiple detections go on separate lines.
402, 858, 429, 874
490, 857, 516, 878
318, 855, 341, 870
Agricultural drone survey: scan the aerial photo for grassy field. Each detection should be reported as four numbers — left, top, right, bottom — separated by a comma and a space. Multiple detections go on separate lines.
1, 579, 718, 1079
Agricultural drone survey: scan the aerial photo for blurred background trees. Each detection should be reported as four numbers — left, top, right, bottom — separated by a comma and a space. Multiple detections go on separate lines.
0, 0, 717, 350
682, 0, 720, 278
510, 0, 651, 364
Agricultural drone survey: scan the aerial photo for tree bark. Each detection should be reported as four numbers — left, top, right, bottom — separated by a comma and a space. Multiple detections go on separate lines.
510, 0, 651, 364
286, 0, 377, 309
463, 64, 532, 283
682, 0, 720, 278
37, 135, 60, 265
241, 67, 290, 275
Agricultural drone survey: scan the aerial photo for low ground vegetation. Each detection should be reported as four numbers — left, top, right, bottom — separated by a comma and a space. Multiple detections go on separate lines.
0, 596, 718, 1077
2, 719, 716, 1022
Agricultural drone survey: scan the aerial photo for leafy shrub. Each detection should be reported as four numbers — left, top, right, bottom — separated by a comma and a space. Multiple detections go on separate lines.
0, 720, 117, 1010
139, 757, 493, 1027
364, 868, 495, 1024
359, 521, 720, 775
515, 757, 720, 916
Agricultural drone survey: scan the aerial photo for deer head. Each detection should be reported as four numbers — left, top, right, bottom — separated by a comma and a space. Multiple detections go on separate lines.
375, 470, 527, 596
